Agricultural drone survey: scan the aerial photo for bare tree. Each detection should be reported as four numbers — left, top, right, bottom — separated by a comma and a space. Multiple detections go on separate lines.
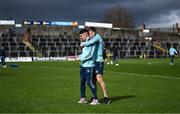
103, 5, 134, 28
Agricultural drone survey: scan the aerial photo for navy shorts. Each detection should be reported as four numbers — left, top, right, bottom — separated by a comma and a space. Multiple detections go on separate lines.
94, 62, 104, 75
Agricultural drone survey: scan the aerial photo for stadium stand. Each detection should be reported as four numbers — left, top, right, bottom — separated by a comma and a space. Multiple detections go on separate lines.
0, 25, 179, 59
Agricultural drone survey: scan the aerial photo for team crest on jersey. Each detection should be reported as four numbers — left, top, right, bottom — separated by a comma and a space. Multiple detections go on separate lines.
96, 70, 99, 73
87, 70, 90, 73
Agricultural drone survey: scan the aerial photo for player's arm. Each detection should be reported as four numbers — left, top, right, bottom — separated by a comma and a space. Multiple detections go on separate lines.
175, 49, 178, 54
80, 34, 100, 47
79, 45, 95, 62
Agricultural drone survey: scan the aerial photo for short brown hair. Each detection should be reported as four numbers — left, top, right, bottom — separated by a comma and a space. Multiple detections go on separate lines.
88, 27, 96, 33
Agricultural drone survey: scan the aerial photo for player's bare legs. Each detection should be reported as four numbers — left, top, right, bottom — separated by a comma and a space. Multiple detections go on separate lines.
96, 74, 111, 104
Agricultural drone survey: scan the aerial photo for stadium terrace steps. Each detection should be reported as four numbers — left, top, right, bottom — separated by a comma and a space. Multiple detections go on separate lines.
0, 28, 180, 58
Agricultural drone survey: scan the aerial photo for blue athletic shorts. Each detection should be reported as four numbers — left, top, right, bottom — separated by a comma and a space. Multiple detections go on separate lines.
94, 62, 104, 75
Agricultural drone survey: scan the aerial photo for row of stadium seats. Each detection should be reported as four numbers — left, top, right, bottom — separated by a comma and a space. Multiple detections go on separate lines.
0, 32, 180, 58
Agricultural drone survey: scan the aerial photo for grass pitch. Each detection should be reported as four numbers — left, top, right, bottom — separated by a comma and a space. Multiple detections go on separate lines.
0, 58, 180, 113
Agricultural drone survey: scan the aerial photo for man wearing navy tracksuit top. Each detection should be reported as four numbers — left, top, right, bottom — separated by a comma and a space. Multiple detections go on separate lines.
77, 29, 99, 105
0, 46, 6, 68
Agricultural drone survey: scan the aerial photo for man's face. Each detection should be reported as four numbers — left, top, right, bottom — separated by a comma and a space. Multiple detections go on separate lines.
89, 30, 95, 38
80, 32, 88, 41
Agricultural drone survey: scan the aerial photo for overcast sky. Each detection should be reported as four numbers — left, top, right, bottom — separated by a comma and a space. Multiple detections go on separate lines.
0, 0, 180, 28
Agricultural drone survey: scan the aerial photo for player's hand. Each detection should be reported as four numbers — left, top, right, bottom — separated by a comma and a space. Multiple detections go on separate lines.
74, 56, 80, 61
80, 42, 85, 47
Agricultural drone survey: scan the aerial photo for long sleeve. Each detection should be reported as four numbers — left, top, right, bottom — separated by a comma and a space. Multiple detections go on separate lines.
80, 34, 101, 47
175, 49, 177, 54
79, 45, 95, 62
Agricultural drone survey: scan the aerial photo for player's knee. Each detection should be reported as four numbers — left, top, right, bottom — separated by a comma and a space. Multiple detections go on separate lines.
97, 77, 104, 84
87, 82, 94, 88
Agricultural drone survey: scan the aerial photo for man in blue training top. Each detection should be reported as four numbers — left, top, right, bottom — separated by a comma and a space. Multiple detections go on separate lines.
77, 29, 99, 105
169, 45, 178, 65
0, 46, 6, 68
112, 47, 119, 66
80, 27, 111, 104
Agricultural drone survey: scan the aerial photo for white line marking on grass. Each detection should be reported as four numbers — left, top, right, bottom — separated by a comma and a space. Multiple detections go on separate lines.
105, 71, 180, 80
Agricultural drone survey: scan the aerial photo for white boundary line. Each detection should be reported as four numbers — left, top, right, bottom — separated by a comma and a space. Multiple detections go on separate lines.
105, 71, 180, 80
